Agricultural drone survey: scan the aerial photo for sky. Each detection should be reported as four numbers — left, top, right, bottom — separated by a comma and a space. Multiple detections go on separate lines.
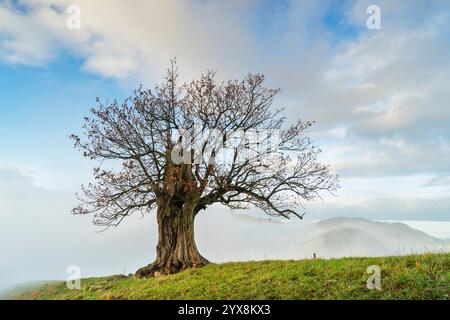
0, 0, 449, 289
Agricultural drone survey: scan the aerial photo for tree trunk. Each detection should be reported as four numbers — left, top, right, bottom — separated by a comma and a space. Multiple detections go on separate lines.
135, 196, 209, 278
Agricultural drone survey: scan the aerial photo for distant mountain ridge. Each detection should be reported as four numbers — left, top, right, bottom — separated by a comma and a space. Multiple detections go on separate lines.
299, 217, 450, 258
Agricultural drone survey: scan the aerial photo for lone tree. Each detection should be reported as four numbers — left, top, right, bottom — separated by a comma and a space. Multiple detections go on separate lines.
71, 60, 339, 277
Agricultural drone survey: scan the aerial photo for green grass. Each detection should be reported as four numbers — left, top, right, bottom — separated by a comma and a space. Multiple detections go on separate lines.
11, 253, 449, 300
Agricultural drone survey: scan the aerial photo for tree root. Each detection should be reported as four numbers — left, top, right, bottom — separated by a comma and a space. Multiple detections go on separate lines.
135, 259, 210, 278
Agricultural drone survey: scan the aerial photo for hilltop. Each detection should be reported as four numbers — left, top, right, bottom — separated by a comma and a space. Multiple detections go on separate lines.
9, 253, 449, 300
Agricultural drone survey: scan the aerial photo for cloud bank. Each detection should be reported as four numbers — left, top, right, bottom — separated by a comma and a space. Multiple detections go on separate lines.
0, 167, 448, 292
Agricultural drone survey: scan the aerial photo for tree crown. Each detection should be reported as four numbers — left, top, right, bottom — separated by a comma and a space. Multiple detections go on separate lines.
71, 60, 339, 227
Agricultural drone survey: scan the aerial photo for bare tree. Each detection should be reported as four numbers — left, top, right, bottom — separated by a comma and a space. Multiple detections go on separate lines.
71, 60, 339, 277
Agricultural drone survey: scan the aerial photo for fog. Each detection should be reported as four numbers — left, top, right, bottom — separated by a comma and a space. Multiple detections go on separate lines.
1, 205, 449, 293
1, 167, 449, 294
197, 213, 449, 262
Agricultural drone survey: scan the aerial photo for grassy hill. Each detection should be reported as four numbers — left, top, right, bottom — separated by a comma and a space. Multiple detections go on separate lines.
10, 253, 449, 300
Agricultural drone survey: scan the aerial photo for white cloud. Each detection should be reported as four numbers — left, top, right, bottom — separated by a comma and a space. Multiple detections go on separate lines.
1, 1, 449, 190
0, 0, 263, 83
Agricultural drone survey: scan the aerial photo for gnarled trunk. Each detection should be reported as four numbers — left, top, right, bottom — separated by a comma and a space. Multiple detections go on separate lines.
135, 196, 209, 278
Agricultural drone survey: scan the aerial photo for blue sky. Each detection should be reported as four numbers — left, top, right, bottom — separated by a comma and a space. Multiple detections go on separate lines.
0, 56, 123, 166
0, 0, 450, 219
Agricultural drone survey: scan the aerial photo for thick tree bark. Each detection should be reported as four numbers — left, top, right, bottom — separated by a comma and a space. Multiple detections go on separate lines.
135, 196, 209, 278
